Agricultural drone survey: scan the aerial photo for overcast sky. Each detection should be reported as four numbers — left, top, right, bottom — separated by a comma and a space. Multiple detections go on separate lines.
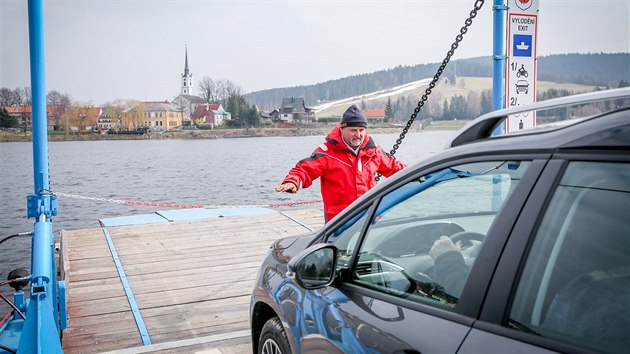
1, 0, 628, 105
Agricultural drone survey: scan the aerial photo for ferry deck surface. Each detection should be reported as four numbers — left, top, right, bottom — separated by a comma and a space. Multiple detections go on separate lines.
59, 208, 324, 353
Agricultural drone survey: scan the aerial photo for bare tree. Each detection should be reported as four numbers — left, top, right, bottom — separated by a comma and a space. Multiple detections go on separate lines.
0, 88, 23, 106
172, 96, 188, 128
0, 88, 13, 106
198, 76, 216, 103
64, 103, 94, 134
226, 80, 242, 98
215, 79, 241, 104
103, 99, 127, 130
47, 90, 71, 130
70, 102, 98, 132
21, 87, 32, 106
62, 105, 78, 135
215, 81, 227, 104
121, 100, 144, 129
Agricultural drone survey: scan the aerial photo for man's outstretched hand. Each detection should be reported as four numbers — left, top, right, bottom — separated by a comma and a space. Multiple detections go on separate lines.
275, 182, 297, 193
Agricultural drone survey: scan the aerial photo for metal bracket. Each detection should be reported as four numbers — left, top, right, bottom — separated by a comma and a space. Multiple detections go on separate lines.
27, 194, 58, 218
13, 291, 26, 313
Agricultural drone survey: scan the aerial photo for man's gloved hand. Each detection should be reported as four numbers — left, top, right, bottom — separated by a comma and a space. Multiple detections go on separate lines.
429, 235, 461, 260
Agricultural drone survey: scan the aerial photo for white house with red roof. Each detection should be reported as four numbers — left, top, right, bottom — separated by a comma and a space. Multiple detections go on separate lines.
3, 105, 61, 130
363, 108, 386, 122
193, 103, 232, 128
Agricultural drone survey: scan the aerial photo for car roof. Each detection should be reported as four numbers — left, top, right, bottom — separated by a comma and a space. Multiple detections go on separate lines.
331, 88, 630, 240
385, 88, 630, 187
447, 87, 630, 148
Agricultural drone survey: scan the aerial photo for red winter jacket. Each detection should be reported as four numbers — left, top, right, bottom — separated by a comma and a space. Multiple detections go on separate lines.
282, 125, 406, 222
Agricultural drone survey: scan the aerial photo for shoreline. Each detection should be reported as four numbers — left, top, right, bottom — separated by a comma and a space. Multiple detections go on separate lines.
0, 121, 467, 142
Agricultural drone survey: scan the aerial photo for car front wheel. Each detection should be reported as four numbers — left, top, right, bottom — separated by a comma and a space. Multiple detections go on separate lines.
259, 316, 291, 354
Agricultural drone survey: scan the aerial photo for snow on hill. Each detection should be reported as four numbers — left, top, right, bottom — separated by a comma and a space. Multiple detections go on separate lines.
311, 78, 432, 116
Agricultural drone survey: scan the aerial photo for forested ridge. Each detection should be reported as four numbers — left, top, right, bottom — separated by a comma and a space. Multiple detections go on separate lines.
245, 53, 630, 110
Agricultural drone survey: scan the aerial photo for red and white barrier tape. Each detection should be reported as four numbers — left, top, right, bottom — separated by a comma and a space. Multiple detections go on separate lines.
55, 192, 321, 209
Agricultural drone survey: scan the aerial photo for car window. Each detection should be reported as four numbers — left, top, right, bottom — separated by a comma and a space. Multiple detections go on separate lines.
326, 209, 369, 269
351, 161, 531, 310
509, 161, 630, 354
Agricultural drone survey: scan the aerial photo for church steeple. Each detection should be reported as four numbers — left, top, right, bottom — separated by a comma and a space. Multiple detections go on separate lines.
184, 44, 190, 76
181, 43, 193, 95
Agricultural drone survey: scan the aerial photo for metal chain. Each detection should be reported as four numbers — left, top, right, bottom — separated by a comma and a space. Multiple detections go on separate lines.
387, 0, 486, 157
55, 192, 127, 205
55, 191, 321, 209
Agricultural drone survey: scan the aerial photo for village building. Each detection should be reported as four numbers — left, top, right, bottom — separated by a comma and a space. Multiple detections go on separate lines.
2, 105, 59, 131
363, 108, 386, 123
173, 94, 205, 122
96, 107, 116, 131
2, 105, 104, 132
193, 103, 231, 128
181, 44, 193, 96
64, 106, 102, 131
141, 101, 183, 130
172, 46, 231, 127
172, 44, 201, 121
142, 101, 183, 130
274, 97, 314, 124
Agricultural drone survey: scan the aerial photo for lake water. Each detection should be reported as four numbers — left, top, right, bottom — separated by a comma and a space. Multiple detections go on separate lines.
0, 131, 455, 302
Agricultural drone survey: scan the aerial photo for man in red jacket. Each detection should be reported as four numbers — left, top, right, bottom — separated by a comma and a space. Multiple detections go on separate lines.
275, 104, 406, 222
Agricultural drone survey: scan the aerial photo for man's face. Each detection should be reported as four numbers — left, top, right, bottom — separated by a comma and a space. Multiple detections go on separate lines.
341, 126, 366, 148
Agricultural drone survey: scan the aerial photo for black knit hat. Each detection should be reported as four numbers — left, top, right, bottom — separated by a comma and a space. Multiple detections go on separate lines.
340, 105, 368, 128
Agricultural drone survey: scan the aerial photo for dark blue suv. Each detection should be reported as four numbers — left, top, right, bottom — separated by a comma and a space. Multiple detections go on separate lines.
250, 88, 630, 354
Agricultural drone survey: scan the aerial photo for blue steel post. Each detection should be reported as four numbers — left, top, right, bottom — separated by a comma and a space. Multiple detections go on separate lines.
19, 0, 64, 352
491, 0, 508, 210
492, 0, 507, 133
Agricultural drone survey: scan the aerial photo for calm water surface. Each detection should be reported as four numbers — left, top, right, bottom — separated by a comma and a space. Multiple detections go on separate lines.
0, 131, 454, 294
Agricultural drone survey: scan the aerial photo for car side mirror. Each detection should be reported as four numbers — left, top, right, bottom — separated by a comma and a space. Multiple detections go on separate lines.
287, 243, 338, 289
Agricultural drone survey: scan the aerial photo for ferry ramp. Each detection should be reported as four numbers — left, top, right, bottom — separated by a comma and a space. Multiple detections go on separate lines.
59, 208, 324, 353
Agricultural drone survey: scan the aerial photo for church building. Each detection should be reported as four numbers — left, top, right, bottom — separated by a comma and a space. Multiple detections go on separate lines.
181, 44, 194, 95
173, 44, 204, 122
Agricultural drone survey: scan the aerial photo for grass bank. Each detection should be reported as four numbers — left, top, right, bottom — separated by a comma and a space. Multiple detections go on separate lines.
0, 120, 468, 142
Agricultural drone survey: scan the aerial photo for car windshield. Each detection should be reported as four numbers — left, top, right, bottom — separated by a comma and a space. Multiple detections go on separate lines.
375, 161, 523, 222
350, 161, 531, 308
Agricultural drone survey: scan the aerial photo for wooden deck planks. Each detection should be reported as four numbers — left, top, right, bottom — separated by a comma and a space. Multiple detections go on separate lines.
61, 208, 324, 353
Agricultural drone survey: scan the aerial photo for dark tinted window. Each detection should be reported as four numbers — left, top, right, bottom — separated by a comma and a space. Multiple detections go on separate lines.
509, 161, 630, 354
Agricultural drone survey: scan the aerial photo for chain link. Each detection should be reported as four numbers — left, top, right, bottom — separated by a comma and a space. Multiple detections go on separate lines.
56, 192, 128, 205
378, 0, 486, 181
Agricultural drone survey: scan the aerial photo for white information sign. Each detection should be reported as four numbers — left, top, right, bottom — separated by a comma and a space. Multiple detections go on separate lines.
505, 0, 539, 133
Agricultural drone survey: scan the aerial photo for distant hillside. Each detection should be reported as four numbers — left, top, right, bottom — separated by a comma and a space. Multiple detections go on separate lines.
310, 76, 600, 120
245, 53, 630, 111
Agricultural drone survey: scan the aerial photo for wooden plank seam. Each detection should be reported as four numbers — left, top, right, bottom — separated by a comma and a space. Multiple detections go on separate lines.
98, 329, 250, 354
